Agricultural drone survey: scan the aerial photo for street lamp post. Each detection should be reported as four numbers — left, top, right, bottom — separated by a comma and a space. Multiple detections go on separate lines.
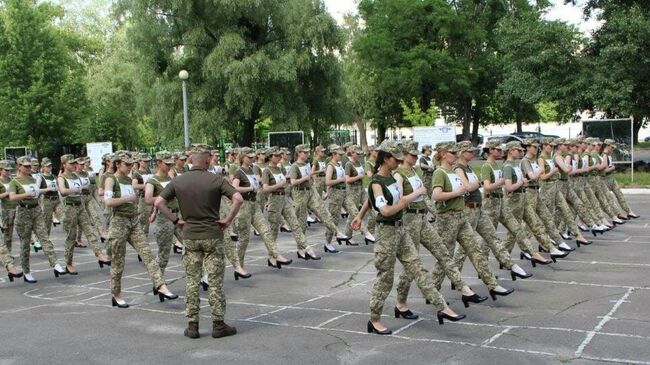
179, 70, 190, 148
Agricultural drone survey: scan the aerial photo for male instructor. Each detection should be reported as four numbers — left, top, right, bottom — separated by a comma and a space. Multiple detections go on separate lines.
155, 145, 244, 339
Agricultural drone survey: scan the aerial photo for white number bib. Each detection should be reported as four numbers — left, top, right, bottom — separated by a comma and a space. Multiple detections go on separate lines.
387, 182, 401, 203
531, 162, 541, 174
141, 174, 153, 183
65, 178, 82, 196
79, 176, 91, 188
119, 183, 135, 204
513, 167, 523, 181
446, 172, 464, 192
299, 164, 311, 178
545, 159, 556, 171
318, 161, 326, 172
355, 166, 365, 176
335, 165, 345, 179
159, 180, 170, 189
45, 179, 57, 190
247, 174, 259, 189
273, 172, 285, 184
22, 183, 40, 198
492, 169, 502, 180
407, 175, 424, 202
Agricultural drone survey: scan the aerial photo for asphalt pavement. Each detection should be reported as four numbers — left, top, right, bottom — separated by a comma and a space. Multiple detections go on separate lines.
1, 196, 649, 364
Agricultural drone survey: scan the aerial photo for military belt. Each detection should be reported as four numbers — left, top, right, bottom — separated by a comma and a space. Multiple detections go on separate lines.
64, 201, 82, 206
406, 208, 427, 214
18, 203, 38, 209
377, 220, 403, 227
465, 201, 481, 208
271, 191, 285, 196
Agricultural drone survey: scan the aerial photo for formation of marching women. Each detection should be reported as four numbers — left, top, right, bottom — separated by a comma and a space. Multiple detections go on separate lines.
0, 136, 640, 337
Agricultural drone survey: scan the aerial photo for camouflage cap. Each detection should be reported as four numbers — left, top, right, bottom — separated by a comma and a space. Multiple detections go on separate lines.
0, 160, 15, 170
540, 137, 556, 146
457, 140, 474, 153
486, 140, 503, 149
16, 156, 32, 166
30, 158, 40, 166
403, 141, 419, 156
377, 141, 404, 160
314, 145, 326, 153
603, 139, 617, 148
255, 148, 266, 155
60, 154, 77, 164
41, 157, 52, 166
522, 138, 540, 147
189, 145, 210, 155
155, 151, 174, 164
102, 153, 111, 161
591, 137, 603, 145
74, 157, 86, 164
343, 142, 354, 149
435, 141, 458, 153
366, 144, 377, 152
280, 147, 290, 154
114, 153, 135, 164
176, 152, 187, 160
348, 144, 363, 154
240, 147, 256, 158
267, 146, 282, 155
504, 141, 525, 151
574, 136, 585, 144
421, 144, 432, 151
210, 149, 219, 156
554, 137, 568, 145
295, 144, 310, 153
139, 153, 152, 161
327, 144, 344, 155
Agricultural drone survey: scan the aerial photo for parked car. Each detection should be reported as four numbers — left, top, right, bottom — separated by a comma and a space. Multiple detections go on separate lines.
644, 136, 650, 142
479, 134, 523, 159
511, 131, 560, 141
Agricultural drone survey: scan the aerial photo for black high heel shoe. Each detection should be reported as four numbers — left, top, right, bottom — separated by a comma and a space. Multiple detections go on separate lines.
529, 256, 551, 268
200, 280, 209, 291
394, 307, 419, 320
511, 270, 532, 281
98, 260, 111, 268
24, 275, 37, 284
461, 293, 488, 308
520, 252, 531, 261
7, 271, 23, 282
158, 292, 179, 302
280, 226, 292, 233
297, 251, 308, 260
346, 241, 359, 246
54, 268, 67, 278
230, 235, 239, 241
234, 271, 251, 280
267, 258, 281, 269
137, 255, 142, 262
153, 286, 159, 295
629, 213, 640, 219
367, 321, 391, 335
34, 245, 41, 253
365, 237, 375, 245
173, 245, 182, 254
437, 311, 466, 325
591, 227, 604, 236
324, 245, 339, 253
336, 236, 351, 245
576, 239, 592, 247
489, 287, 515, 301
276, 258, 292, 266
550, 251, 569, 260
112, 297, 129, 308
305, 252, 321, 260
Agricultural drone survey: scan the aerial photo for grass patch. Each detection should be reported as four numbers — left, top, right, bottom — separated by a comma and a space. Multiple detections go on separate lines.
615, 171, 650, 188
635, 142, 650, 149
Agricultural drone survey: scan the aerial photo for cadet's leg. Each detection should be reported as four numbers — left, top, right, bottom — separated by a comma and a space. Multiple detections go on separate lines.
183, 239, 204, 323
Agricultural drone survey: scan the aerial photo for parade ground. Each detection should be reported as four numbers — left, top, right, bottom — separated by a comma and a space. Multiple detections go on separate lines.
1, 196, 649, 365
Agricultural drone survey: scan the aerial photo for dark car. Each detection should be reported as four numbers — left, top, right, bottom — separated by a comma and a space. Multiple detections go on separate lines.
479, 134, 523, 159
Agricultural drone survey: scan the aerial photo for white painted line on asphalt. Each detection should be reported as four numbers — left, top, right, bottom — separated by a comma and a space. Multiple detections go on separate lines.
623, 236, 632, 242
315, 312, 351, 328
481, 326, 513, 346
574, 287, 635, 357
392, 318, 423, 335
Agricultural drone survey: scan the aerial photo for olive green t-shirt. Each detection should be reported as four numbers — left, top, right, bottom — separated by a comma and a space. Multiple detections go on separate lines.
395, 166, 425, 210
481, 161, 503, 197
344, 160, 364, 186
289, 162, 312, 188
315, 158, 328, 176
368, 174, 403, 222
557, 152, 569, 180
0, 177, 18, 209
8, 176, 40, 206
109, 175, 137, 215
328, 161, 345, 188
502, 160, 524, 193
147, 175, 178, 210
432, 167, 465, 213
520, 156, 540, 188
419, 156, 435, 174
75, 170, 93, 196
540, 152, 559, 181
61, 172, 82, 203
454, 163, 481, 204
364, 159, 376, 176
262, 165, 286, 188
40, 174, 59, 198
160, 168, 237, 240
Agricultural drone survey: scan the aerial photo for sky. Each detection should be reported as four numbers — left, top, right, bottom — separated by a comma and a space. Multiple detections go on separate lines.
322, 0, 602, 35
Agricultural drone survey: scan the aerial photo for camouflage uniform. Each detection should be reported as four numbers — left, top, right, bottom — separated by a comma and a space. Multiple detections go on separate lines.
233, 156, 281, 266
602, 140, 631, 213
107, 164, 165, 296
1, 166, 18, 252
343, 146, 369, 238
313, 148, 328, 198
75, 161, 103, 242
263, 149, 309, 250
363, 151, 377, 234
325, 156, 347, 244
0, 243, 16, 271
367, 142, 446, 321
184, 238, 226, 322
418, 145, 437, 216
38, 159, 61, 237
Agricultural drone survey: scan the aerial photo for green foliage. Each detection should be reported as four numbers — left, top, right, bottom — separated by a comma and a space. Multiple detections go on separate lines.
400, 98, 437, 126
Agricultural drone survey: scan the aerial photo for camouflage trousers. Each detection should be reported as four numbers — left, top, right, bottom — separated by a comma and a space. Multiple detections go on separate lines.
572, 177, 604, 223
565, 178, 598, 227
184, 238, 226, 322
432, 211, 498, 290
535, 187, 564, 244
343, 184, 369, 238
40, 197, 61, 237
554, 180, 585, 235
76, 195, 103, 243
62, 203, 104, 265
220, 196, 236, 237
109, 214, 164, 296
590, 176, 620, 218
235, 200, 280, 267
363, 189, 376, 235
423, 172, 436, 216
313, 176, 326, 199
483, 195, 535, 255
454, 207, 514, 272
267, 193, 308, 250
136, 196, 153, 236
370, 221, 445, 321
605, 174, 630, 213
0, 243, 15, 271
503, 191, 554, 253
153, 212, 183, 275
395, 211, 467, 303
256, 189, 267, 214
1, 207, 16, 252
291, 187, 339, 235
582, 178, 608, 220
325, 187, 347, 244
15, 205, 58, 273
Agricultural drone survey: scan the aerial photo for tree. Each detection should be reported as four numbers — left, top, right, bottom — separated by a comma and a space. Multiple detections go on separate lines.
400, 98, 437, 127
0, 0, 89, 154
116, 0, 344, 147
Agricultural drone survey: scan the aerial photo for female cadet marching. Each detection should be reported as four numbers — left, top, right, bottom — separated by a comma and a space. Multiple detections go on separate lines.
480, 141, 552, 266
1, 242, 22, 282
324, 145, 357, 249
103, 153, 177, 308
132, 153, 154, 237
74, 157, 103, 247
262, 146, 320, 261
57, 154, 111, 274
590, 139, 628, 222
451, 141, 532, 281
9, 156, 66, 283
602, 139, 639, 219
393, 141, 488, 313
363, 145, 377, 235
343, 145, 375, 244
311, 146, 328, 199
0, 160, 17, 253
351, 140, 466, 335
38, 158, 62, 242
231, 147, 292, 269
579, 139, 619, 228
430, 142, 514, 300
418, 144, 437, 218
289, 144, 351, 253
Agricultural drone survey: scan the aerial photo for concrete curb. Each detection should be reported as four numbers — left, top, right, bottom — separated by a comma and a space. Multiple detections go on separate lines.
622, 188, 650, 194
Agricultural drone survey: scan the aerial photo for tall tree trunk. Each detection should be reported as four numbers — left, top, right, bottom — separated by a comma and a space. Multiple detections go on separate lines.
471, 106, 480, 144
355, 118, 368, 148
516, 120, 523, 134
377, 124, 386, 144
633, 115, 643, 144
238, 103, 261, 147
462, 97, 472, 140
